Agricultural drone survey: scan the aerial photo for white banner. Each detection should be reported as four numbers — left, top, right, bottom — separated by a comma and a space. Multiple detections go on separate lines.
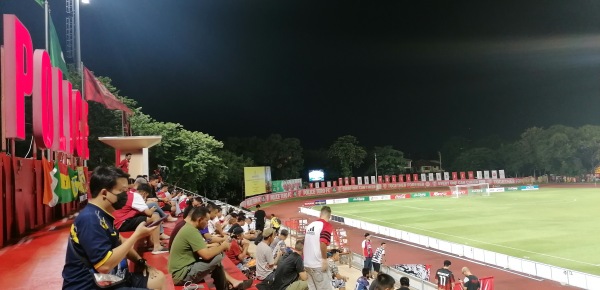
484, 171, 490, 179
370, 176, 376, 184
491, 170, 498, 179
499, 170, 505, 179
315, 182, 320, 188
436, 172, 442, 180
444, 172, 450, 180
428, 173, 434, 181
421, 173, 426, 181
327, 181, 331, 187
357, 177, 363, 185
488, 187, 505, 193
477, 171, 483, 179
364, 176, 369, 184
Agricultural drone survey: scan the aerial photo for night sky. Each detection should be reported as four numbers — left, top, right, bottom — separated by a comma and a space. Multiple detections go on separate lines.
3, 1, 600, 155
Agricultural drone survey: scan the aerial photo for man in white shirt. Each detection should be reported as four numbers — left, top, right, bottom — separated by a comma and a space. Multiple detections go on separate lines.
303, 206, 334, 290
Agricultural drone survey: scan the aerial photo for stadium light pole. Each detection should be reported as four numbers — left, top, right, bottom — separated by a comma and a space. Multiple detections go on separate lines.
75, 0, 90, 73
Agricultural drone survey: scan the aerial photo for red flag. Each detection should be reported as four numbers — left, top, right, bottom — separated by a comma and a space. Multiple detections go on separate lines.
83, 67, 132, 114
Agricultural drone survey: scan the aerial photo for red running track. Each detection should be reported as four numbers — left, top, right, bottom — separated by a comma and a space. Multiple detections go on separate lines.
268, 190, 581, 290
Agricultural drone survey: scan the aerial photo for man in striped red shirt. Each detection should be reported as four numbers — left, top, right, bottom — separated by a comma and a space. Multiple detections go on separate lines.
303, 206, 333, 290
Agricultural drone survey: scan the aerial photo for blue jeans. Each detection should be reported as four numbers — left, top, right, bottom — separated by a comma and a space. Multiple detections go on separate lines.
146, 202, 164, 234
364, 257, 373, 271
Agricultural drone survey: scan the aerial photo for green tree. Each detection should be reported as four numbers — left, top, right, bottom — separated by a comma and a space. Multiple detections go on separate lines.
199, 150, 254, 203
128, 111, 223, 189
328, 135, 366, 177
225, 135, 304, 180
441, 136, 470, 171
366, 146, 409, 175
577, 125, 600, 175
452, 147, 499, 171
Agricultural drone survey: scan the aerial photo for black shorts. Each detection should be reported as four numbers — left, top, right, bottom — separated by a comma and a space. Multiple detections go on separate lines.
119, 216, 148, 232
112, 272, 149, 289
373, 262, 381, 273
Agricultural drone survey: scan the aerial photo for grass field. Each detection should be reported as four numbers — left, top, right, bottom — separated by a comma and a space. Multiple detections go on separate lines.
322, 188, 600, 275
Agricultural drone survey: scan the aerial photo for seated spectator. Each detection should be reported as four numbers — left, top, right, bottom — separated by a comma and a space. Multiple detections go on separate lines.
256, 228, 283, 281
226, 227, 251, 269
397, 277, 410, 290
168, 207, 252, 290
328, 249, 349, 290
356, 268, 370, 290
369, 273, 395, 290
62, 166, 167, 290
223, 213, 238, 233
270, 240, 308, 290
156, 184, 175, 212
113, 183, 168, 255
209, 205, 225, 236
169, 203, 197, 251
271, 229, 289, 258
138, 184, 177, 235
200, 202, 226, 244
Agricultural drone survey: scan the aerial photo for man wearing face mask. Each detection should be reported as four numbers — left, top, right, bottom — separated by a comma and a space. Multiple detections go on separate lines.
62, 166, 167, 290
113, 183, 169, 255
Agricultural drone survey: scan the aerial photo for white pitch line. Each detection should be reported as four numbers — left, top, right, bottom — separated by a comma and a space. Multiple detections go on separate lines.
339, 211, 599, 267
371, 234, 544, 281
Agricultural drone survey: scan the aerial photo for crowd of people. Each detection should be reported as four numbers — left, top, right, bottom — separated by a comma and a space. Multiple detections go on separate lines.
60, 165, 481, 290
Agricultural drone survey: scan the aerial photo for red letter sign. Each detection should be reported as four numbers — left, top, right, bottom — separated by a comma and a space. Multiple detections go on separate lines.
32, 49, 54, 148
3, 15, 33, 140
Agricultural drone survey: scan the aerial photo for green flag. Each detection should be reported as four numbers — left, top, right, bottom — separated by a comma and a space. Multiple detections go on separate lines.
49, 18, 69, 74
54, 162, 74, 203
35, 0, 69, 74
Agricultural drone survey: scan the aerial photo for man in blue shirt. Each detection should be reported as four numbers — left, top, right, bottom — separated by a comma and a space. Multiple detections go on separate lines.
62, 166, 167, 290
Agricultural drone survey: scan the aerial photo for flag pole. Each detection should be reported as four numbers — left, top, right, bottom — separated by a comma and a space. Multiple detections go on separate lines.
44, 0, 49, 51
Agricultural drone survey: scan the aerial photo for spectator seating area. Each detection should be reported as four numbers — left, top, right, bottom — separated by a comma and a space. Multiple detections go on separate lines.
0, 197, 259, 290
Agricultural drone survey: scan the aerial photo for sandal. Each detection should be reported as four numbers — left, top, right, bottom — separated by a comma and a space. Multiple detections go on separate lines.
228, 279, 252, 290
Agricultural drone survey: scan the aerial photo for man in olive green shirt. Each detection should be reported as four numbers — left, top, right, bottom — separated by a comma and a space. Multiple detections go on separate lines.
168, 207, 252, 290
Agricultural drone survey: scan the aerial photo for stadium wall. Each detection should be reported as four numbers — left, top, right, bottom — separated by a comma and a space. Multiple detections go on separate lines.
240, 178, 525, 208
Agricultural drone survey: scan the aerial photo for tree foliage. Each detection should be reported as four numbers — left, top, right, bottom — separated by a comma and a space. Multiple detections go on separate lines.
128, 110, 223, 189
225, 134, 304, 180
447, 125, 600, 177
366, 146, 409, 175
328, 135, 366, 177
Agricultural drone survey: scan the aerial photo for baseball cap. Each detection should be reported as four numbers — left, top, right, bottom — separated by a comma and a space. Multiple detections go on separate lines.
262, 228, 275, 238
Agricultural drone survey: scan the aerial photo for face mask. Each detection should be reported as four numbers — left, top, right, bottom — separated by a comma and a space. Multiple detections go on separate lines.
111, 191, 128, 210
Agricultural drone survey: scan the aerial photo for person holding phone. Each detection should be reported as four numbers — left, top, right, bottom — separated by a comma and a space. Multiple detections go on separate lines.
62, 166, 167, 290
169, 207, 252, 289
113, 183, 169, 255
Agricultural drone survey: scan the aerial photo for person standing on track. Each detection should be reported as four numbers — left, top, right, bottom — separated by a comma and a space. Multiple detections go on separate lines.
254, 204, 266, 233
303, 206, 334, 290
435, 260, 455, 290
362, 233, 374, 278
460, 267, 480, 290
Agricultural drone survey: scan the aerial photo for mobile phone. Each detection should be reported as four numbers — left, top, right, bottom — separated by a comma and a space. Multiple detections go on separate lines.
146, 215, 169, 227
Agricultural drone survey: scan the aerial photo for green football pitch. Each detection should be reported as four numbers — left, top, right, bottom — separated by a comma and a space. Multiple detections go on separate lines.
322, 188, 600, 275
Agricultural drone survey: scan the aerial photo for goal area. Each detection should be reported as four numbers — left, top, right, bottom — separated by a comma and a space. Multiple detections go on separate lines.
450, 183, 490, 198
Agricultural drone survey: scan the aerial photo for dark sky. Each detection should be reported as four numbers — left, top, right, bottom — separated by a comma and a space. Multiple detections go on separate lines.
3, 1, 600, 156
